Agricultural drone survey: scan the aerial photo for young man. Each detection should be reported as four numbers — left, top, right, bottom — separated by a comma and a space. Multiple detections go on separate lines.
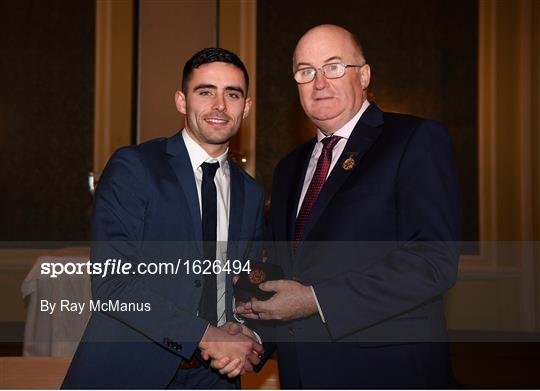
63, 48, 264, 389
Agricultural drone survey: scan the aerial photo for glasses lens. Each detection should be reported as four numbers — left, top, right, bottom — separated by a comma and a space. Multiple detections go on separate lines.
323, 63, 346, 79
294, 68, 316, 83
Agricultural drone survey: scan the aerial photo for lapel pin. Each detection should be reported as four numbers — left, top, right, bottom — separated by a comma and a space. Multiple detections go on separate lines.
342, 152, 358, 171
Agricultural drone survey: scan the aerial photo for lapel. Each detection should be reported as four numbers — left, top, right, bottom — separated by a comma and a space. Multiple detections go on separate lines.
166, 132, 246, 317
286, 138, 317, 241
299, 103, 385, 242
227, 158, 245, 245
165, 131, 202, 243
226, 158, 245, 319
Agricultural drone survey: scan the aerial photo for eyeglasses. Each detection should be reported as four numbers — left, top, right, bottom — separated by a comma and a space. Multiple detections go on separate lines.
293, 62, 365, 84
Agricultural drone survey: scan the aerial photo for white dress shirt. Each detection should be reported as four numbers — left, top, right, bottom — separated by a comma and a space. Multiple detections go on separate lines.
297, 100, 370, 215
297, 100, 370, 323
183, 130, 229, 326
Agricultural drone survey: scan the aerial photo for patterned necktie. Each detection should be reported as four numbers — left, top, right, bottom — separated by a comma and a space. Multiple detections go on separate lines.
294, 136, 341, 242
199, 161, 219, 325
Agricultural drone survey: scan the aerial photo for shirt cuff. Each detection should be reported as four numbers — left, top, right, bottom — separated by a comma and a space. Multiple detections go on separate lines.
232, 297, 261, 343
311, 285, 326, 323
232, 296, 245, 324
251, 330, 262, 344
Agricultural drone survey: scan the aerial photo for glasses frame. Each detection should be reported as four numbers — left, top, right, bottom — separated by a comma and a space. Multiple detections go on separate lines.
293, 62, 366, 84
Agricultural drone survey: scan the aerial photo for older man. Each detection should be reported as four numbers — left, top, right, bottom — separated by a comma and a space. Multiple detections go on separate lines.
236, 24, 462, 388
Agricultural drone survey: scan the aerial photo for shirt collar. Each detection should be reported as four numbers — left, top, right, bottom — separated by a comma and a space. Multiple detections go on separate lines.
182, 129, 229, 169
316, 100, 370, 142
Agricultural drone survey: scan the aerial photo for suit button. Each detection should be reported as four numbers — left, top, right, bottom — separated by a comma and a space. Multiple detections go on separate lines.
194, 279, 201, 288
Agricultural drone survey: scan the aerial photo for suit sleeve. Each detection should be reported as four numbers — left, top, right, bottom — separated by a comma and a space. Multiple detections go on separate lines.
240, 182, 278, 370
313, 120, 462, 340
90, 147, 208, 359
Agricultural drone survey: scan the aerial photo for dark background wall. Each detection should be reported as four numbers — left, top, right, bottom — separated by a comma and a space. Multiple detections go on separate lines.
0, 0, 95, 241
0, 0, 478, 242
256, 0, 478, 242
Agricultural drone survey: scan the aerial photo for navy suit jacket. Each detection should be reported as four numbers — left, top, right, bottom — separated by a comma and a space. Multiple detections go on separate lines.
62, 131, 264, 389
265, 103, 462, 388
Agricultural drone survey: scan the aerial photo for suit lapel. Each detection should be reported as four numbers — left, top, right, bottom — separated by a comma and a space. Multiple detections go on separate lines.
166, 133, 246, 320
226, 159, 245, 321
300, 103, 384, 241
165, 132, 202, 243
227, 159, 245, 244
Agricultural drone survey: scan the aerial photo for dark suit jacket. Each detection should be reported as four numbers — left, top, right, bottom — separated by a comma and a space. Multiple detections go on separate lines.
265, 103, 461, 388
62, 131, 264, 389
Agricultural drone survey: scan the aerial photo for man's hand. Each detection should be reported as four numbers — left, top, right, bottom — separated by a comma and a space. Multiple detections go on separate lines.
220, 321, 259, 342
236, 279, 318, 321
205, 322, 261, 375
198, 324, 263, 378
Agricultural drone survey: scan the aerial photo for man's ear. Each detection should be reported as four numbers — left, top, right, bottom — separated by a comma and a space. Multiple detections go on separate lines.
360, 64, 371, 90
174, 90, 187, 115
242, 97, 253, 119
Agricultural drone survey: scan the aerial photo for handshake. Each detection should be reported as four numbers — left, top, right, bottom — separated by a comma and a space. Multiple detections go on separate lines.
195, 269, 318, 379
198, 322, 263, 378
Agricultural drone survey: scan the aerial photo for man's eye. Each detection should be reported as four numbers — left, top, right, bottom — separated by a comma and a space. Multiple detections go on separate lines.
198, 90, 212, 96
227, 93, 240, 99
300, 68, 314, 77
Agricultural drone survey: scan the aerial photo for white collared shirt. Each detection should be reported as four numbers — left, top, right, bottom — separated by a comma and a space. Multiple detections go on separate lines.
297, 100, 370, 216
182, 130, 229, 326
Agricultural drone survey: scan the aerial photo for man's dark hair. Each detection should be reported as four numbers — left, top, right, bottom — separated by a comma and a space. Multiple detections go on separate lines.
182, 47, 249, 93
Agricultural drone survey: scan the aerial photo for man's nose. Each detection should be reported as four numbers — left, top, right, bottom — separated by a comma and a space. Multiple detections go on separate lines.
212, 94, 226, 112
313, 70, 328, 90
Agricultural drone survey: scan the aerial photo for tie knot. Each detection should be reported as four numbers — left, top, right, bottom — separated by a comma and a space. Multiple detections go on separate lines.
201, 162, 220, 179
321, 135, 340, 151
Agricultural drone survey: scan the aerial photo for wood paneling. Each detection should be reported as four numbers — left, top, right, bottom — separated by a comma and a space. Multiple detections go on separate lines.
93, 0, 134, 177
0, 357, 70, 389
137, 0, 216, 142
219, 1, 258, 176
453, 0, 539, 334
